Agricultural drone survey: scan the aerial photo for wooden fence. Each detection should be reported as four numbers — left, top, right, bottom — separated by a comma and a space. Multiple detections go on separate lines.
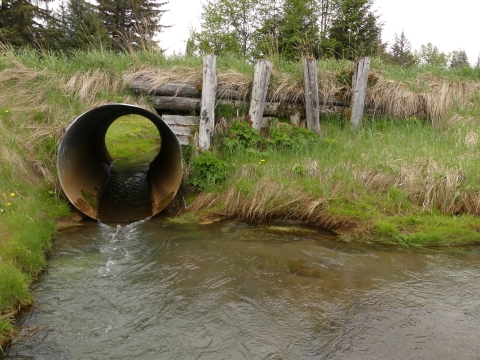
128, 56, 371, 150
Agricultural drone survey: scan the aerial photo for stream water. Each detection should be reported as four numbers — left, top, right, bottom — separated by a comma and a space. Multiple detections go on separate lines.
4, 219, 480, 359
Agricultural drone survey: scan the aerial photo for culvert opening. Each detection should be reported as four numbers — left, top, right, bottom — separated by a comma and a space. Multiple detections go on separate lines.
57, 104, 182, 223
99, 115, 161, 221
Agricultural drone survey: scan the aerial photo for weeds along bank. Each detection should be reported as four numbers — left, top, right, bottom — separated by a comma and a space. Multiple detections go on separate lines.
1, 48, 480, 346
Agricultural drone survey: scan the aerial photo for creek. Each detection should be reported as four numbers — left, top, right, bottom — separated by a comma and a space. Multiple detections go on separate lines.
4, 219, 480, 359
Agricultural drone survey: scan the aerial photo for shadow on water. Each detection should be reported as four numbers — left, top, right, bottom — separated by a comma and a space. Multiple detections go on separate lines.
98, 149, 158, 222
4, 220, 480, 359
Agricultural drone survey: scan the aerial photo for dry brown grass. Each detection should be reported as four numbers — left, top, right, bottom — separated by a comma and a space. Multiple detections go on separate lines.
187, 177, 356, 231
349, 158, 480, 216
123, 66, 202, 92
217, 69, 251, 100
368, 74, 480, 124
0, 66, 50, 113
61, 70, 124, 103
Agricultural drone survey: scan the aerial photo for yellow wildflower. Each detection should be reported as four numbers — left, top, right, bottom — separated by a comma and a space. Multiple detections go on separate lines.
10, 193, 15, 197
7, 203, 11, 206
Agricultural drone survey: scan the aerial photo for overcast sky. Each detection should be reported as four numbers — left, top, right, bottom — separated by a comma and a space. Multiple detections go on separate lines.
158, 0, 480, 64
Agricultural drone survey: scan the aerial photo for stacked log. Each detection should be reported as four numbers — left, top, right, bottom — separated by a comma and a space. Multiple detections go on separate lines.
128, 80, 347, 118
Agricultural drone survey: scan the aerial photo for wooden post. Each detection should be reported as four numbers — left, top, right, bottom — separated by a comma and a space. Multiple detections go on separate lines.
290, 111, 301, 126
303, 58, 320, 134
249, 59, 272, 130
350, 57, 371, 128
198, 54, 217, 150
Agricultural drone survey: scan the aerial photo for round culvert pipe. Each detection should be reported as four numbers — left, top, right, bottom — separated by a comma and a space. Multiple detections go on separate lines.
57, 104, 182, 222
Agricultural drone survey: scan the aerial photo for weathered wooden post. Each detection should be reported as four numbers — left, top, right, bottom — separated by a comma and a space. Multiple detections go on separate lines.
303, 58, 320, 134
350, 57, 371, 128
290, 111, 301, 127
198, 54, 217, 150
249, 59, 273, 130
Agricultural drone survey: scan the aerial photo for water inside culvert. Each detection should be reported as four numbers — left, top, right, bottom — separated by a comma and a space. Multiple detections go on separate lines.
4, 220, 480, 359
98, 149, 158, 222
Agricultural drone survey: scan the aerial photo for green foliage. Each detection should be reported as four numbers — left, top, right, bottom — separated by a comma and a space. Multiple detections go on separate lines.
97, 0, 167, 51
0, 0, 60, 48
223, 121, 265, 150
216, 103, 242, 119
450, 49, 470, 69
387, 31, 416, 68
267, 122, 319, 147
276, 0, 321, 60
222, 121, 319, 153
328, 0, 383, 60
55, 0, 109, 50
189, 150, 231, 190
415, 43, 449, 67
187, 0, 260, 57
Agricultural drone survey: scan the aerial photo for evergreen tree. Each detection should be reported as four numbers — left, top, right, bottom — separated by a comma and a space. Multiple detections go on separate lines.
388, 31, 415, 67
450, 49, 469, 68
328, 0, 382, 60
277, 0, 320, 60
56, 0, 109, 50
0, 0, 58, 47
97, 0, 167, 50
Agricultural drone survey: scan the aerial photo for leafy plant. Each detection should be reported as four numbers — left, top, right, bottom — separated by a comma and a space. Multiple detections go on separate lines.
189, 150, 231, 190
216, 103, 244, 119
268, 122, 319, 147
222, 121, 265, 150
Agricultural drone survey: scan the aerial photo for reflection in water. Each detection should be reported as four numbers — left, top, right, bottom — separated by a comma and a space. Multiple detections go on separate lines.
4, 220, 480, 359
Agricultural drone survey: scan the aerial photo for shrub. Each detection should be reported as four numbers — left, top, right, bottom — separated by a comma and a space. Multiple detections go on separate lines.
189, 150, 231, 190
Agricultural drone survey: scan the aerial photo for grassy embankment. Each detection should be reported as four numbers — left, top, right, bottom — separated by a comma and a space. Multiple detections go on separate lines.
1, 47, 480, 346
0, 47, 171, 348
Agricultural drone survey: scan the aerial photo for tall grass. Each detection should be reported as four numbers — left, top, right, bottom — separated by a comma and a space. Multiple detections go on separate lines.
186, 113, 480, 246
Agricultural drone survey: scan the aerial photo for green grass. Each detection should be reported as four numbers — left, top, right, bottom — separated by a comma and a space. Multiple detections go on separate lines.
105, 115, 160, 160
192, 113, 480, 246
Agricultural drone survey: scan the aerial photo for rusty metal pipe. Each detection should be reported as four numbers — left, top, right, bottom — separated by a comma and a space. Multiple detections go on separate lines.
57, 104, 182, 222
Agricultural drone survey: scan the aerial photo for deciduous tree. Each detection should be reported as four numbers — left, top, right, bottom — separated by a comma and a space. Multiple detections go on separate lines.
449, 49, 469, 68
187, 0, 261, 57
415, 43, 448, 66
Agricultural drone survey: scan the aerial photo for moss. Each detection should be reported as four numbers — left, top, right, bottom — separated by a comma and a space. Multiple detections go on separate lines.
163, 213, 199, 225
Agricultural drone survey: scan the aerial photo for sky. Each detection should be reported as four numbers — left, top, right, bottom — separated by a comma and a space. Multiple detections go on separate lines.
159, 0, 480, 64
